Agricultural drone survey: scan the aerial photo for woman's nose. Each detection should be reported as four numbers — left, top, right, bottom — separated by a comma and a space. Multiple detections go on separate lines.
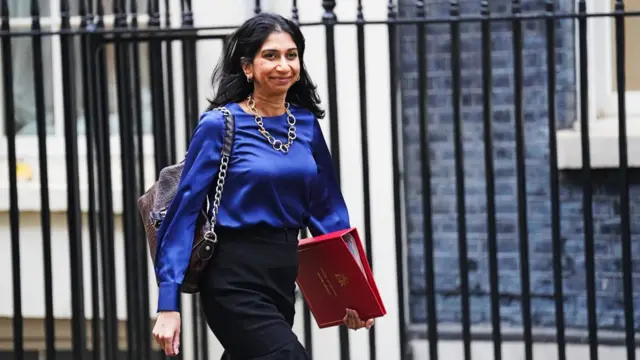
276, 56, 289, 70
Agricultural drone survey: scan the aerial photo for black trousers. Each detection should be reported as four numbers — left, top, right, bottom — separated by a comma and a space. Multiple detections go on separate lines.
199, 226, 311, 360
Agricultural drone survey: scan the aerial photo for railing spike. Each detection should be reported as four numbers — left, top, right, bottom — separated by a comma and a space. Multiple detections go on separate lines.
60, 0, 69, 13
30, 0, 40, 17
388, 0, 397, 19
481, 0, 489, 12
450, 0, 459, 15
416, 0, 425, 17
0, 0, 8, 18
292, 0, 299, 24
97, 0, 104, 16
322, 0, 336, 22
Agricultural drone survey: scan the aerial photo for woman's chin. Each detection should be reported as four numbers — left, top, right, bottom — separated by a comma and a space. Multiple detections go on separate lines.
262, 83, 294, 95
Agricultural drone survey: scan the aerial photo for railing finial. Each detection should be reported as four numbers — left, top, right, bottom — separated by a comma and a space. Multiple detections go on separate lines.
388, 0, 397, 19
322, 0, 337, 22
30, 0, 40, 17
545, 0, 555, 12
60, 0, 69, 14
416, 1, 425, 17
357, 0, 364, 21
182, 0, 194, 26
578, 0, 586, 12
450, 0, 460, 15
292, 0, 299, 24
254, 0, 261, 14
131, 0, 138, 15
0, 0, 8, 18
481, 0, 490, 13
511, 0, 522, 13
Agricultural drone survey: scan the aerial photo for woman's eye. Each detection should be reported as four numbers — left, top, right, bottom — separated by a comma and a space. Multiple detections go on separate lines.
263, 52, 297, 60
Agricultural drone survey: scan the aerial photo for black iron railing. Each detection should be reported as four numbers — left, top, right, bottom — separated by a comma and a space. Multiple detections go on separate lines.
2, 1, 639, 360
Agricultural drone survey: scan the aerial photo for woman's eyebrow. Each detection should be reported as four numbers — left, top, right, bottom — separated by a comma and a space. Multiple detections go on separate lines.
261, 47, 298, 52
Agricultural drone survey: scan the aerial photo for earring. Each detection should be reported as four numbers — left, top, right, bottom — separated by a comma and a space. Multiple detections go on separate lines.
296, 75, 300, 82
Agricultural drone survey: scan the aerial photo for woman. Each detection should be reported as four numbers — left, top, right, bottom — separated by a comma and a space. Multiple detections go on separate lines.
152, 12, 374, 359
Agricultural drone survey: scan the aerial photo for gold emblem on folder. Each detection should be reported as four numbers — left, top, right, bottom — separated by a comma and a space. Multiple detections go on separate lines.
335, 273, 348, 287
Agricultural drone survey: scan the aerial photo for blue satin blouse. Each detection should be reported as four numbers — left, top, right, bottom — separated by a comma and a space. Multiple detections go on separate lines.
154, 102, 351, 312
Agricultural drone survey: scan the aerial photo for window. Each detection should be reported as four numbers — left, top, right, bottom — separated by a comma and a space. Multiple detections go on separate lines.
69, 0, 149, 15
556, 0, 640, 169
0, 1, 55, 136
73, 39, 154, 137
0, 0, 158, 212
606, 0, 640, 115
592, 0, 640, 117
0, 0, 153, 156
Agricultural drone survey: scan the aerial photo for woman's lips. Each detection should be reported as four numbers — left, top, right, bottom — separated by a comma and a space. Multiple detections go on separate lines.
271, 77, 293, 84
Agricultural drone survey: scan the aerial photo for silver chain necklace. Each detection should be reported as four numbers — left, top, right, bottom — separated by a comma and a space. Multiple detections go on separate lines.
247, 95, 297, 154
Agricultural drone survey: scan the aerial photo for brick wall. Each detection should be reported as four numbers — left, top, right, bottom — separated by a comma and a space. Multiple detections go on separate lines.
398, 0, 640, 332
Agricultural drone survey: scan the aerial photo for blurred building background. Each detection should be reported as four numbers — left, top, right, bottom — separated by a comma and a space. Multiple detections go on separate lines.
0, 0, 639, 359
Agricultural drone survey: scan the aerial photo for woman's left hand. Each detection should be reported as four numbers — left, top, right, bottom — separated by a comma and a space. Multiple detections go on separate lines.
343, 308, 374, 330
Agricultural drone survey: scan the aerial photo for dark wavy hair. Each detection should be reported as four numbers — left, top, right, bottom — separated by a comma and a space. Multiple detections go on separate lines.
206, 13, 325, 119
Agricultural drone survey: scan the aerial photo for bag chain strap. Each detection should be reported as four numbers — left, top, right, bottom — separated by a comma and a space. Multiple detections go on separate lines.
203, 107, 232, 246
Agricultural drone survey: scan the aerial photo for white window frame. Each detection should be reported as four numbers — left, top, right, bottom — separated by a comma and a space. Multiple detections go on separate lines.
0, 11, 157, 159
557, 0, 640, 169
0, 0, 170, 212
0, 0, 242, 212
591, 0, 640, 118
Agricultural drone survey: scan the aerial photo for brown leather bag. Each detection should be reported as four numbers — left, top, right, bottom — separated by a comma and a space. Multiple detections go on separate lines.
137, 107, 235, 294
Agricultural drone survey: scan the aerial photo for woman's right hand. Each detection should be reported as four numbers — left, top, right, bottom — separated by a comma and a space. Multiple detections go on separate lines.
152, 311, 181, 356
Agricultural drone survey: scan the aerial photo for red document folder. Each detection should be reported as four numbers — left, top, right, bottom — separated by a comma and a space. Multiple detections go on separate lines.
296, 228, 387, 328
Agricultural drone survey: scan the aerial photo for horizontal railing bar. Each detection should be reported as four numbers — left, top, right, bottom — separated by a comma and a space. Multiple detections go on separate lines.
1, 10, 640, 37
0, 24, 244, 37
320, 10, 640, 23
3, 14, 151, 28
408, 325, 640, 347
99, 33, 231, 43
298, 10, 640, 23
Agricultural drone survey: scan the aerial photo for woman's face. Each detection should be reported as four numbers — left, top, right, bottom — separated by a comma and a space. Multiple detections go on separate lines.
243, 31, 300, 95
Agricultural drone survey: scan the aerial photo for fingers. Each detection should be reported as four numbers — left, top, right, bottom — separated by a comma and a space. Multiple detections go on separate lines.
152, 327, 180, 356
344, 309, 374, 331
151, 312, 182, 356
344, 309, 354, 329
365, 319, 375, 330
163, 335, 174, 356
161, 330, 179, 356
173, 327, 181, 355
152, 328, 163, 348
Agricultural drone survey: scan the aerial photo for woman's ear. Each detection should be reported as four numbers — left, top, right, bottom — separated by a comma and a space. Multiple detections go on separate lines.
242, 67, 253, 80
241, 58, 253, 81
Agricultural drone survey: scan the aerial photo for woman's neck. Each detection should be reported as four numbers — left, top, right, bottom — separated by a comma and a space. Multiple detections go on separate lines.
251, 90, 286, 117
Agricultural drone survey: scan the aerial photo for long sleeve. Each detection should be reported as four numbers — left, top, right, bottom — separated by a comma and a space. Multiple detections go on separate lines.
154, 111, 225, 312
307, 119, 351, 237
